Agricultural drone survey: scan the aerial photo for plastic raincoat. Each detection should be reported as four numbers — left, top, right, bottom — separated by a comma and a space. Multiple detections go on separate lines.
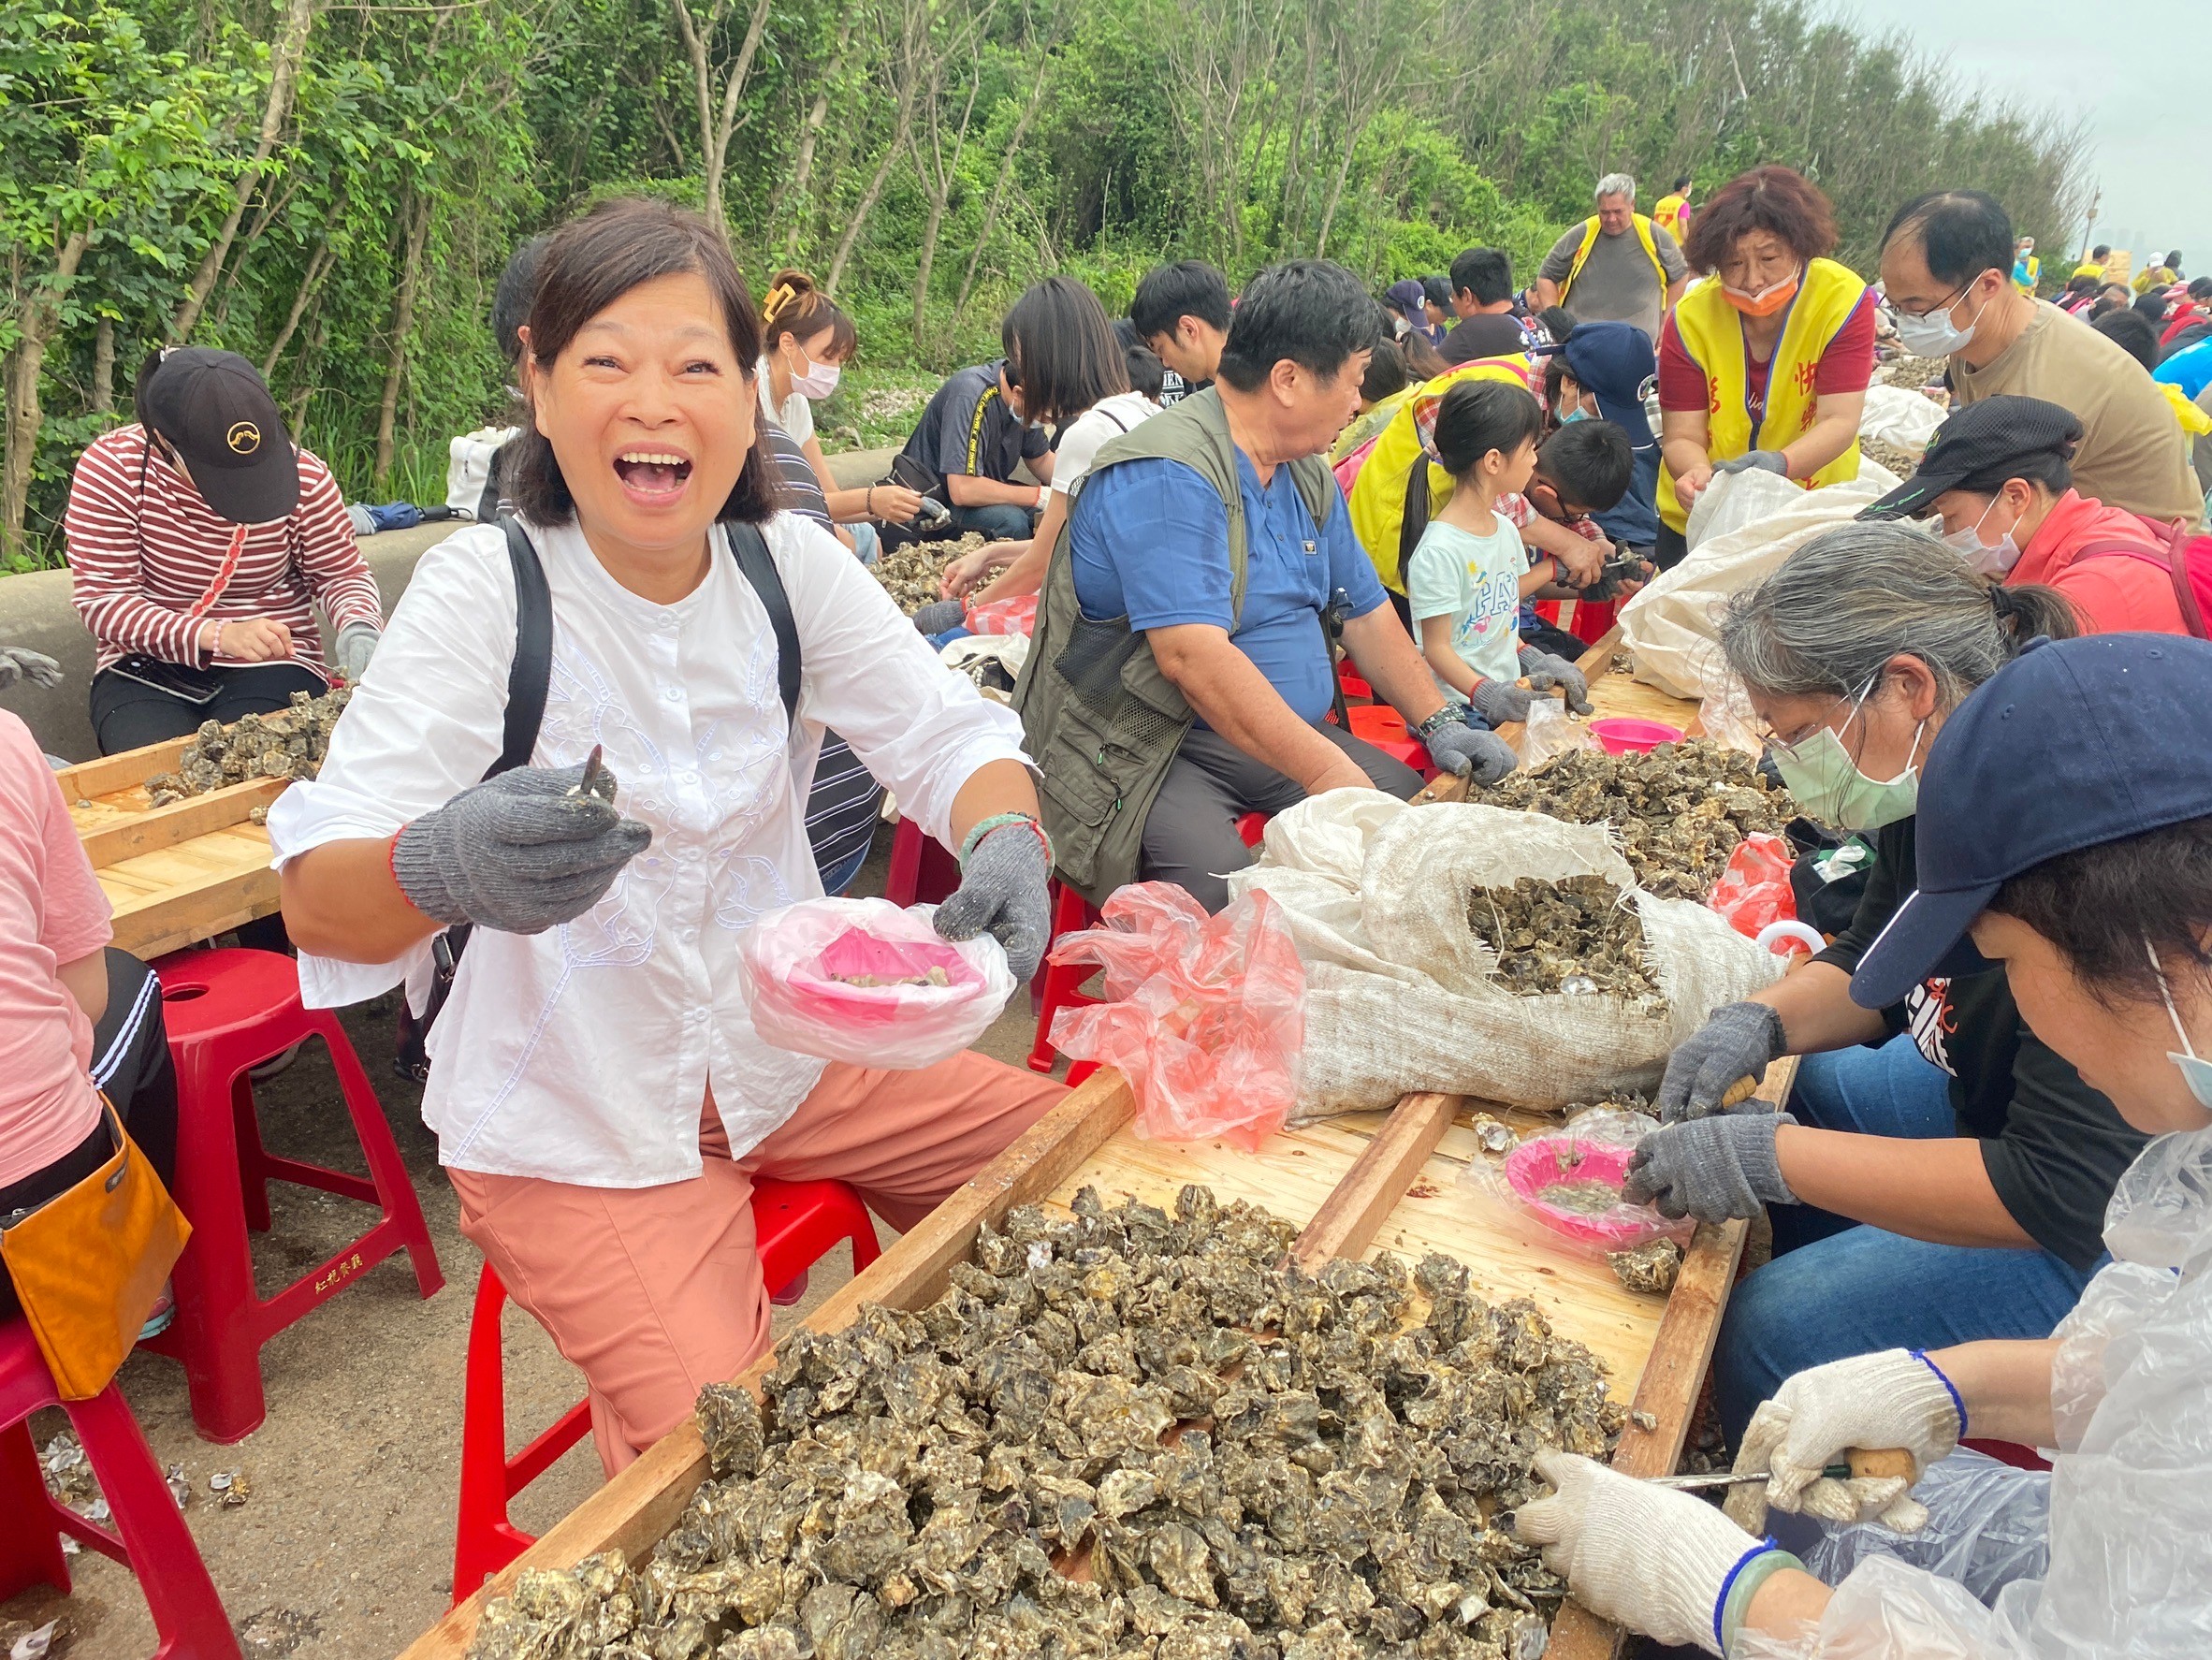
1739, 1124, 2212, 1656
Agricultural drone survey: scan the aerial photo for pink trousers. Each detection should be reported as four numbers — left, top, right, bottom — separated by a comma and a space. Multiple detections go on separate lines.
447, 1052, 1065, 1474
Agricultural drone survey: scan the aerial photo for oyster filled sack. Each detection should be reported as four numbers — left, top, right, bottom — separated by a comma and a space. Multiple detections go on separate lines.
1230, 794, 1783, 1122
1618, 468, 1899, 700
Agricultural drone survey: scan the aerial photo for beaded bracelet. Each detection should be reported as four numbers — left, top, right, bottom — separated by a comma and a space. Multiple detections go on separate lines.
958, 810, 1055, 870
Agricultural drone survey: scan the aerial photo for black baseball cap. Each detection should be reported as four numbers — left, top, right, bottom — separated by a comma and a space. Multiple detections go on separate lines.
1858, 394, 2081, 522
140, 348, 299, 524
1852, 633, 2212, 1009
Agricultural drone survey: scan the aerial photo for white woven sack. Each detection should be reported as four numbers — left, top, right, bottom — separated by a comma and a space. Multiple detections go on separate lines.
1858, 384, 1947, 459
1620, 466, 1900, 700
1233, 796, 1783, 1122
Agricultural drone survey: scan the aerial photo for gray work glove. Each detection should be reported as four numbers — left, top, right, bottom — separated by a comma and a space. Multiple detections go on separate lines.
1715, 449, 1789, 477
1466, 676, 1534, 727
1624, 1108, 1799, 1224
1421, 713, 1519, 785
333, 621, 380, 684
912, 599, 967, 635
935, 820, 1052, 982
0, 646, 64, 691
391, 762, 652, 935
1518, 644, 1594, 715
1656, 999, 1789, 1122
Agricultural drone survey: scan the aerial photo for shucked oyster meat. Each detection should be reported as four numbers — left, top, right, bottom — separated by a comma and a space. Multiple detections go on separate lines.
1477, 739, 1793, 900
469, 1186, 1624, 1660
1467, 874, 1663, 1008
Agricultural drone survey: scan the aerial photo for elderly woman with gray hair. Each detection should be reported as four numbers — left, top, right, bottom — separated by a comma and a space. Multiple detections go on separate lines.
1622, 521, 2147, 1443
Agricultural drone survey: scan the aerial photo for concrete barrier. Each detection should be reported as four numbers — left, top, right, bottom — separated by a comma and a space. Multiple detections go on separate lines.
0, 445, 900, 762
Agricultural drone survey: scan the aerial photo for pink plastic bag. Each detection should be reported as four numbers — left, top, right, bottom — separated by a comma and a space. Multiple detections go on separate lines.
966, 592, 1037, 637
739, 897, 1015, 1068
1708, 833, 1797, 939
1046, 882, 1303, 1150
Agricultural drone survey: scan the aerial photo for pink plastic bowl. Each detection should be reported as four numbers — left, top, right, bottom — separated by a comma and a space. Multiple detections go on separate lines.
1504, 1137, 1652, 1245
783, 927, 984, 1027
1589, 717, 1685, 754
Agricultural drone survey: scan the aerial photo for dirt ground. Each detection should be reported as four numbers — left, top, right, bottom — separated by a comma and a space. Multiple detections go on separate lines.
1, 833, 1059, 1660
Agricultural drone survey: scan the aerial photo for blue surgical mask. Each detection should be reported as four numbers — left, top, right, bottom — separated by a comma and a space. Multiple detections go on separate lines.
2150, 940, 2212, 1108
1560, 408, 1590, 424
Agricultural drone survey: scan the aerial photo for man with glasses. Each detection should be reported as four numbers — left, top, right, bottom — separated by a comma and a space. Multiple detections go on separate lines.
1880, 190, 2202, 524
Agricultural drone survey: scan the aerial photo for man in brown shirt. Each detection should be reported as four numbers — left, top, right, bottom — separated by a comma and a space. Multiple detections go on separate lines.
1880, 189, 2202, 525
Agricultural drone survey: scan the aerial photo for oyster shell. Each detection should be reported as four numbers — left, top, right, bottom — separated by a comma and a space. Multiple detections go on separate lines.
1607, 1237, 1684, 1295
1466, 874, 1662, 1007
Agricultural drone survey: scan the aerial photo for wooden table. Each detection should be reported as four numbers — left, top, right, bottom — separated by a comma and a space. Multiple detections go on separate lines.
402, 631, 1771, 1660
57, 737, 286, 959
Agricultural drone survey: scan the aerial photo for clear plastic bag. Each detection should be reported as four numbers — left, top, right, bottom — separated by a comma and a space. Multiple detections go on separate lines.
1709, 832, 1798, 939
739, 897, 1015, 1069
1457, 1106, 1691, 1256
1520, 696, 1596, 765
1046, 882, 1303, 1150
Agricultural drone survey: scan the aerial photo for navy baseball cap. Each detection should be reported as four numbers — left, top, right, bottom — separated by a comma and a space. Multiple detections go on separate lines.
1560, 321, 1656, 449
1852, 633, 2212, 1009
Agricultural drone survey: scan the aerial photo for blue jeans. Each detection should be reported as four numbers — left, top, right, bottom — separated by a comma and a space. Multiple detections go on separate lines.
1715, 1035, 2102, 1442
849, 520, 880, 566
949, 502, 1036, 542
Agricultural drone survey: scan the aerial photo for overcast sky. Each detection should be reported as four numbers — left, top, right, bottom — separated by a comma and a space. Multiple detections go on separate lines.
1838, 0, 2211, 269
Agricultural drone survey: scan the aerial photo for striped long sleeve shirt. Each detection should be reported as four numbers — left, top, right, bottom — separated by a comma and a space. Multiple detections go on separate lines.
65, 424, 384, 673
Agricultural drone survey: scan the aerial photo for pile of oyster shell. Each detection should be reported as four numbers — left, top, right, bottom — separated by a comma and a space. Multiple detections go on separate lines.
1466, 875, 1661, 1009
1477, 741, 1793, 900
143, 688, 349, 806
872, 533, 992, 618
469, 1185, 1622, 1660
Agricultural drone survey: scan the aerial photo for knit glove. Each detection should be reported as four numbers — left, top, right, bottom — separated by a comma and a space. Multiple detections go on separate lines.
391, 762, 652, 935
1715, 449, 1788, 477
934, 820, 1052, 982
0, 646, 64, 691
333, 622, 381, 684
911, 599, 967, 635
1465, 677, 1534, 727
1518, 644, 1594, 715
1422, 714, 1519, 785
1730, 1349, 1964, 1535
1514, 1449, 1793, 1655
1657, 1000, 1789, 1122
1624, 1108, 1797, 1225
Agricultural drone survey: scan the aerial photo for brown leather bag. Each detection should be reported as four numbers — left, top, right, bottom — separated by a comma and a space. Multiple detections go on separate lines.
1, 1100, 191, 1399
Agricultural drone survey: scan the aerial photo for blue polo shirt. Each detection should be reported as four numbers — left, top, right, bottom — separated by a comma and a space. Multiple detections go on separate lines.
1069, 451, 1387, 725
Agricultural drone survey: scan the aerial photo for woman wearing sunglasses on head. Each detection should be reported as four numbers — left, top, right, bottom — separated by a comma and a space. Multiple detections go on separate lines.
65, 349, 384, 754
1518, 630, 2212, 1659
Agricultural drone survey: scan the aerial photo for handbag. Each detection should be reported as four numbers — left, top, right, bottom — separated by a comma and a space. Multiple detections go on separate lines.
0, 1099, 191, 1400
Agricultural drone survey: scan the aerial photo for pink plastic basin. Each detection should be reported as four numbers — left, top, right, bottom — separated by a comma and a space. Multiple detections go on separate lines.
1504, 1137, 1652, 1245
1589, 717, 1685, 754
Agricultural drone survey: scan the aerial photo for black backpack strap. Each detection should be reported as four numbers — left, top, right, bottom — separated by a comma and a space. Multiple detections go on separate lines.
726, 520, 801, 720
495, 517, 555, 778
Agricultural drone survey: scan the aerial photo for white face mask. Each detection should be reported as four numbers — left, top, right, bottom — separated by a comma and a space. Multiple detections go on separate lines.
1893, 278, 1990, 357
2149, 939, 2212, 1109
1943, 496, 2024, 575
791, 350, 841, 400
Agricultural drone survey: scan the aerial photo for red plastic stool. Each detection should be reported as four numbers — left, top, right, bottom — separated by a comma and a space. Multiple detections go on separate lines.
144, 949, 443, 1443
0, 1319, 241, 1658
451, 1177, 880, 1598
1337, 663, 1373, 701
882, 817, 963, 907
1346, 704, 1431, 771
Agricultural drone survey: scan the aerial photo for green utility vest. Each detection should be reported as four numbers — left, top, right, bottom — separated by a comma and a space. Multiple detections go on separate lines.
1012, 389, 1336, 905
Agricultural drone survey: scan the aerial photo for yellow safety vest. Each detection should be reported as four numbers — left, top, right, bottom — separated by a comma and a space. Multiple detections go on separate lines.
2072, 261, 2104, 281
1657, 256, 1868, 535
1347, 357, 1535, 594
1652, 194, 1690, 239
2012, 255, 2039, 295
1561, 214, 1668, 310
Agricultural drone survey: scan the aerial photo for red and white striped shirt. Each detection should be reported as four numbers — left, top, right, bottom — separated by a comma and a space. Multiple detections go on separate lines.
65, 424, 384, 674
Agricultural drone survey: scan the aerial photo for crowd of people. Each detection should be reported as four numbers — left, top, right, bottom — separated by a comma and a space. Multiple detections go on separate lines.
4, 151, 2210, 1659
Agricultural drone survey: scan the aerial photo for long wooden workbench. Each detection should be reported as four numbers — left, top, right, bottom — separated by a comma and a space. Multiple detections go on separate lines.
401, 633, 1779, 1660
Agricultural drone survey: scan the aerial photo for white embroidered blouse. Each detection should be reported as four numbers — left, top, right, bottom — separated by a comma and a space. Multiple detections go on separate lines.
266, 514, 1028, 1187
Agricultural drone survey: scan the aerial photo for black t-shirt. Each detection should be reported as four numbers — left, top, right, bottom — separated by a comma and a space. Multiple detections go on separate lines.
1439, 313, 1533, 364
1812, 816, 2147, 1270
896, 361, 1052, 494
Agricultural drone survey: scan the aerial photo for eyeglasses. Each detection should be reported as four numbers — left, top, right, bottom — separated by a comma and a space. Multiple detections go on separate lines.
1890, 274, 1976, 321
1754, 676, 1877, 759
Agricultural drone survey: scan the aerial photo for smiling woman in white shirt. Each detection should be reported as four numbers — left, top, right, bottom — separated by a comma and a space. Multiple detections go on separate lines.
268, 198, 1064, 1474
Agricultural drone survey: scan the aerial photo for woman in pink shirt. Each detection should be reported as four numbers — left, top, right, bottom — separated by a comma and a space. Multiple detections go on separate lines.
0, 711, 176, 1326
1862, 393, 2192, 637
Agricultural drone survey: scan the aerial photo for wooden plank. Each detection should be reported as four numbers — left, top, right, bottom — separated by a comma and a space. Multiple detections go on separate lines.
1290, 1091, 1460, 1267
401, 1069, 1140, 1660
78, 778, 285, 869
53, 735, 195, 801
99, 824, 280, 958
